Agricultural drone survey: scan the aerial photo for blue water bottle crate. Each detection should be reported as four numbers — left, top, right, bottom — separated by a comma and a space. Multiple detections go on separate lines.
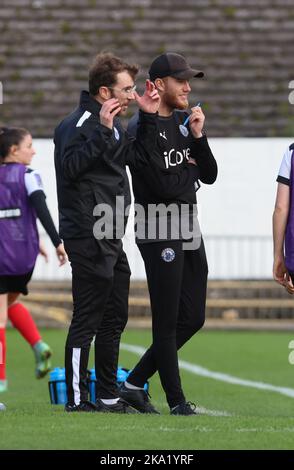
49, 366, 149, 404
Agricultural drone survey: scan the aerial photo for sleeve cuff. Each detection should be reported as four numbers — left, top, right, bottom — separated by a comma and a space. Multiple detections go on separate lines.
192, 134, 208, 145
276, 175, 290, 186
190, 135, 211, 159
53, 238, 62, 248
95, 123, 113, 136
139, 110, 158, 119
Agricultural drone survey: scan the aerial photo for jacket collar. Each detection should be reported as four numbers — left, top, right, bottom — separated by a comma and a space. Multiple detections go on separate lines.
79, 90, 102, 115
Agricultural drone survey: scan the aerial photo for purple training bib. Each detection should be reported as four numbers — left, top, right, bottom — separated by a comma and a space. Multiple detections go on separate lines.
0, 163, 39, 275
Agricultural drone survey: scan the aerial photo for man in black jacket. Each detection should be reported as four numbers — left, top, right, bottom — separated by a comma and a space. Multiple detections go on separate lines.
54, 52, 160, 413
119, 53, 218, 415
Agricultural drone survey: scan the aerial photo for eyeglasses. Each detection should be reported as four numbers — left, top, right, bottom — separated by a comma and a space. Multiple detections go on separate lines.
108, 85, 137, 95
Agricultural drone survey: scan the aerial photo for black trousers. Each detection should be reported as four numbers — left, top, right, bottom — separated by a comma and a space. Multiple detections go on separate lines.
64, 238, 130, 405
127, 239, 208, 408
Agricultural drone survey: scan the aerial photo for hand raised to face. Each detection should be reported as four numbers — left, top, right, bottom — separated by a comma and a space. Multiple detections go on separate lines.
134, 79, 161, 114
99, 98, 122, 129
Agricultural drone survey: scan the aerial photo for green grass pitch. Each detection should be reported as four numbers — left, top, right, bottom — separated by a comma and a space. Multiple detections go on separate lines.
0, 328, 294, 450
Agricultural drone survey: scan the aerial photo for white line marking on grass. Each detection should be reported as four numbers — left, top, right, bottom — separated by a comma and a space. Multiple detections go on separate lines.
87, 425, 213, 432
158, 426, 212, 432
71, 425, 294, 434
121, 343, 294, 399
197, 407, 232, 417
236, 427, 294, 433
149, 402, 231, 417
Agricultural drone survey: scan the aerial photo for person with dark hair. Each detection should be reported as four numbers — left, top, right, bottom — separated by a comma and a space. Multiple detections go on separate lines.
54, 52, 160, 413
119, 53, 218, 415
0, 127, 67, 393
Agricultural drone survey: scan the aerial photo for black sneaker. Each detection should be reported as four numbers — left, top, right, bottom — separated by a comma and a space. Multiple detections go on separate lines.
95, 397, 138, 414
119, 383, 160, 414
170, 401, 197, 415
65, 400, 101, 413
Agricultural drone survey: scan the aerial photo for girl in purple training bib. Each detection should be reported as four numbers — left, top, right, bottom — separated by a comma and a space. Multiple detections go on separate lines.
0, 127, 67, 393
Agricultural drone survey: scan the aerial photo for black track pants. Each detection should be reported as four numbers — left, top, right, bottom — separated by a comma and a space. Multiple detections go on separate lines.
128, 239, 208, 408
64, 238, 130, 405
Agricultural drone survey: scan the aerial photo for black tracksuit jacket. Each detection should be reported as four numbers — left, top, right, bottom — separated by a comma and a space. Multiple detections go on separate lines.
54, 91, 158, 239
127, 110, 218, 242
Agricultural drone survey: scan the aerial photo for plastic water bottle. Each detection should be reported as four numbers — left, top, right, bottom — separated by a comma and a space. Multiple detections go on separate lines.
88, 367, 129, 403
89, 368, 96, 403
116, 366, 128, 384
49, 368, 67, 405
49, 367, 59, 404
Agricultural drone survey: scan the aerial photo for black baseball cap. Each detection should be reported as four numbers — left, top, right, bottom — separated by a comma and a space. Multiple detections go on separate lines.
149, 53, 204, 81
